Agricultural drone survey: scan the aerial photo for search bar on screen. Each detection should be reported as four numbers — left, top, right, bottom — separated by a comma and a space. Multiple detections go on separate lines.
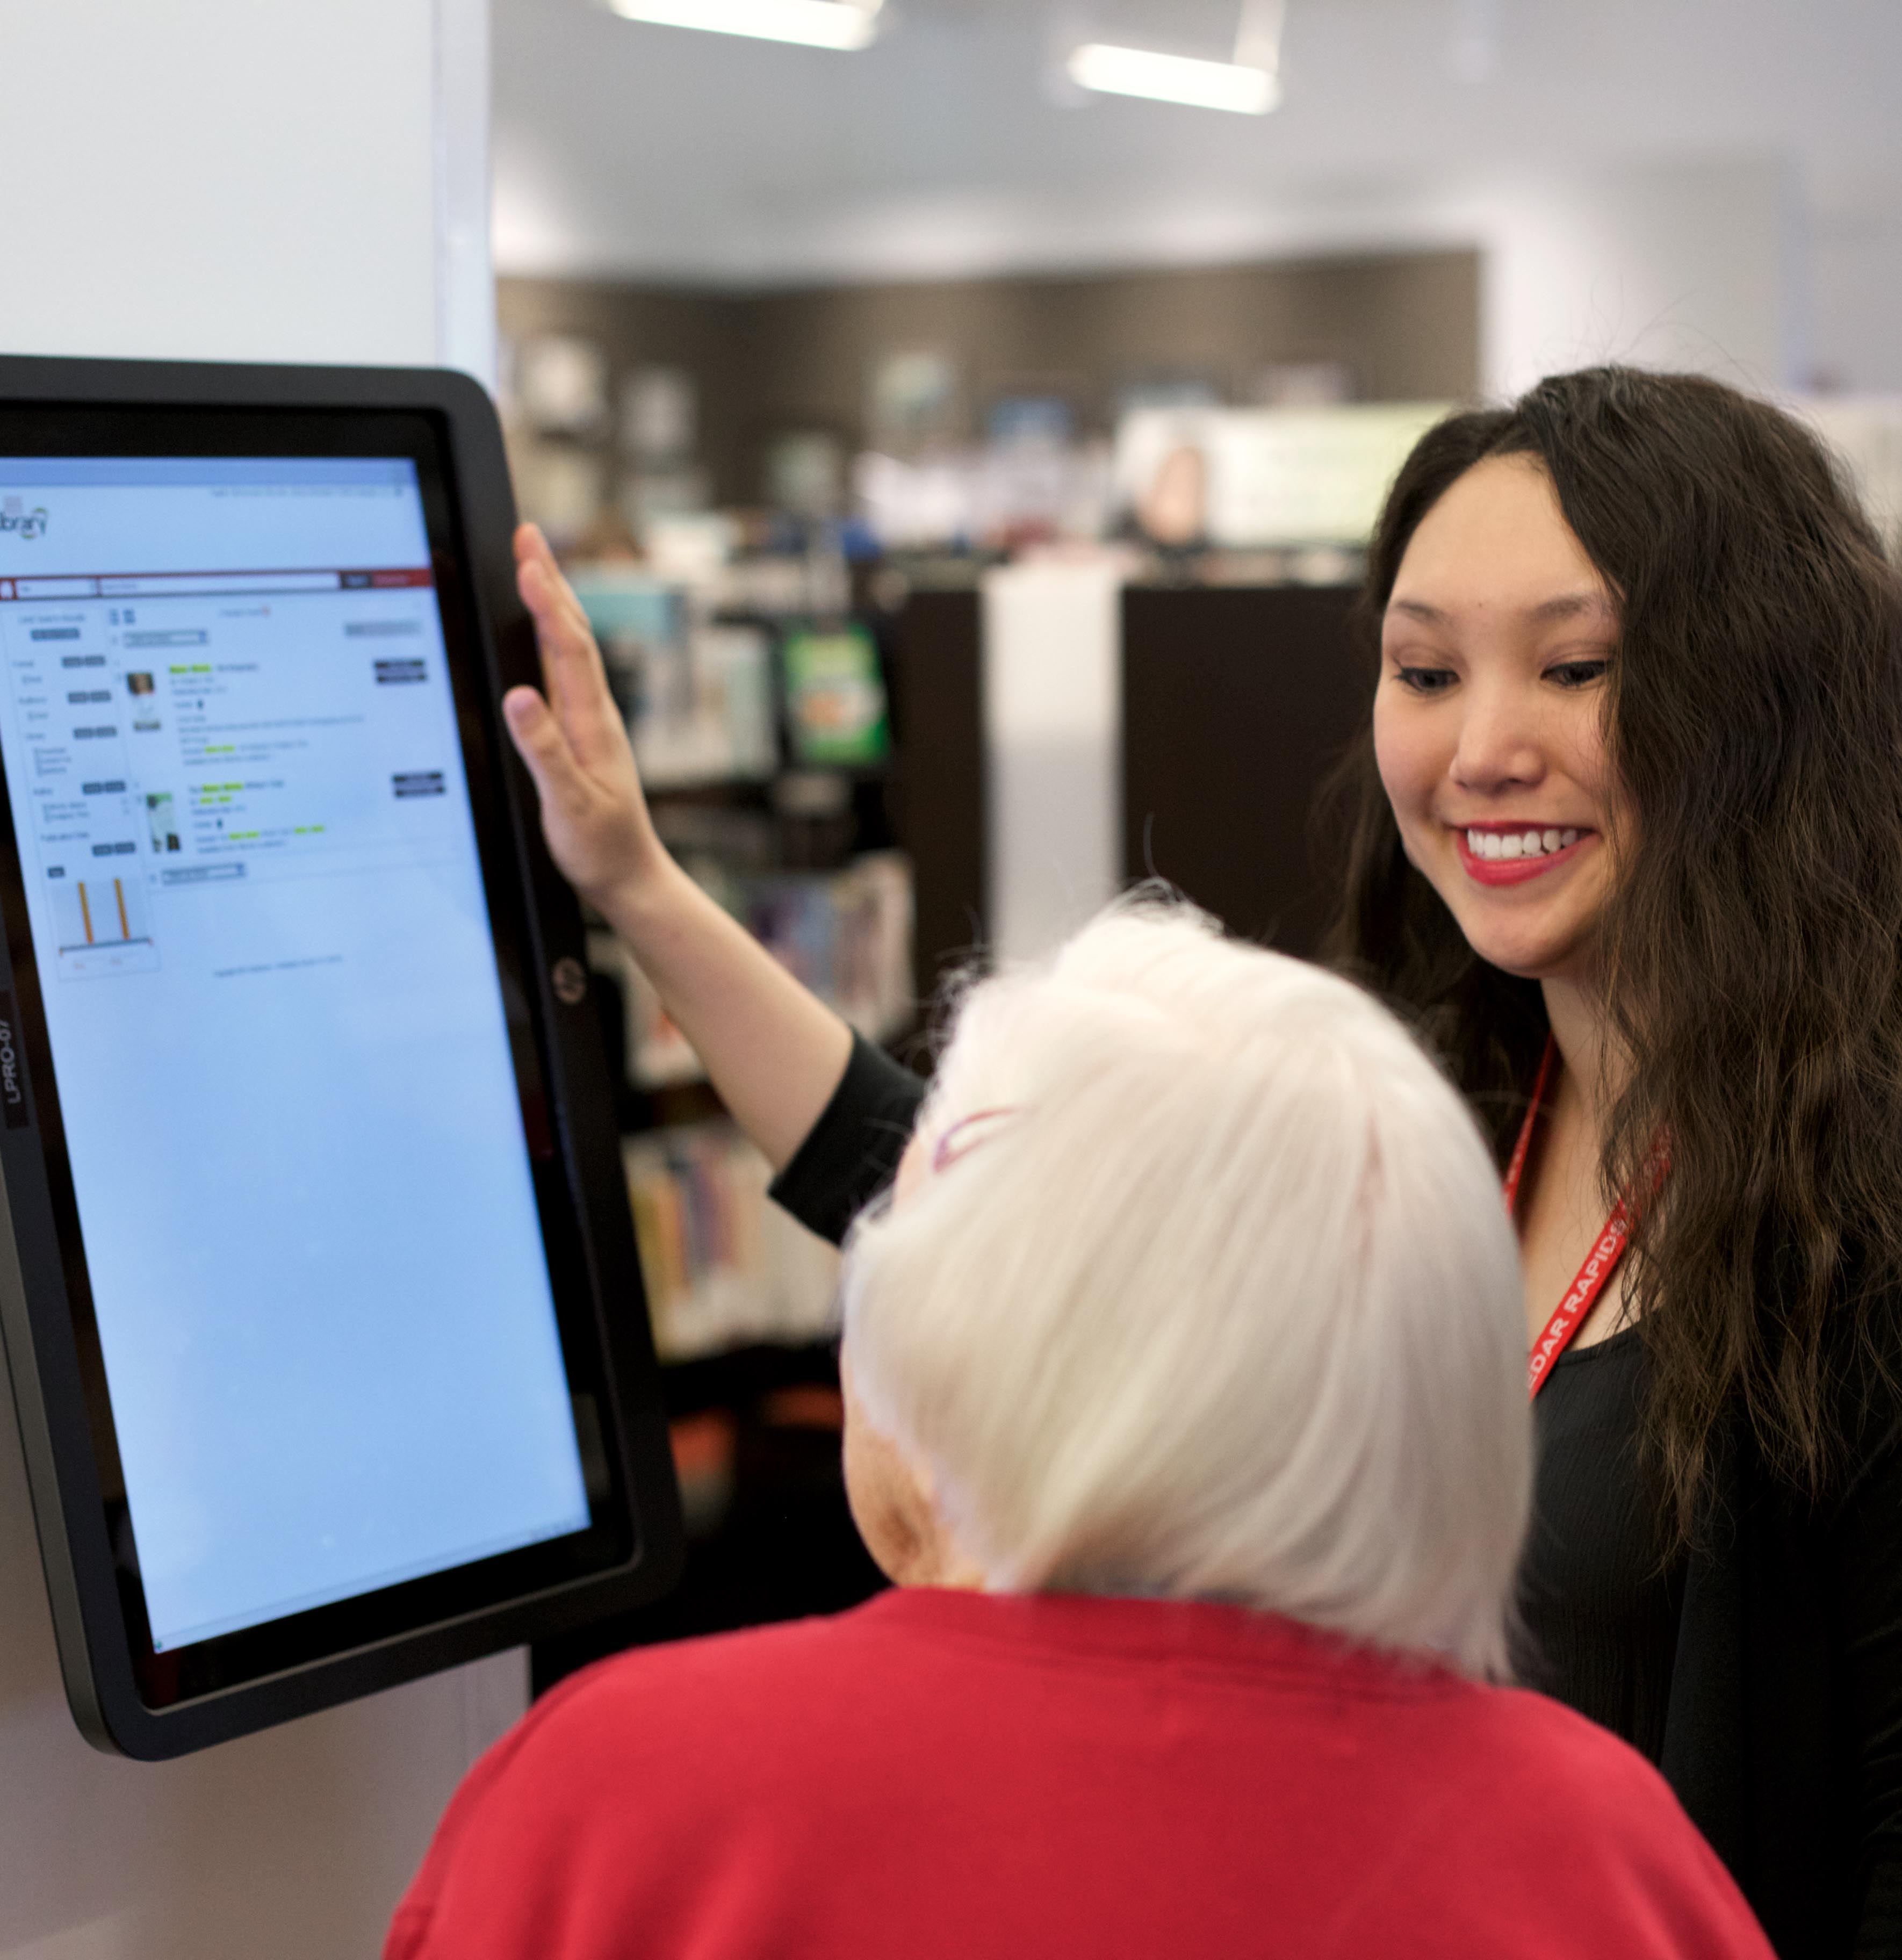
100, 573, 343, 597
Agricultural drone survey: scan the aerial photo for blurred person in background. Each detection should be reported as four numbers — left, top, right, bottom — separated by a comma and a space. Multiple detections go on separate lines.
494, 364, 1902, 1957
390, 902, 1770, 1960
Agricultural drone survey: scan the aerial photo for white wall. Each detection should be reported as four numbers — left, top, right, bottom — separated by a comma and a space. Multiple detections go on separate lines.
0, 3, 515, 1955
1810, 204, 1902, 394
1466, 160, 1792, 400
0, 4, 435, 366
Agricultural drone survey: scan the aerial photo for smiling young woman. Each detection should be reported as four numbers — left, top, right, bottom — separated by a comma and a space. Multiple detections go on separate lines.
1328, 367, 1902, 1959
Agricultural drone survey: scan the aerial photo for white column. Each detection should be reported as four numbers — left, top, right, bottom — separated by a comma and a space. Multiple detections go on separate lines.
981, 558, 1125, 963
435, 0, 500, 387
0, 5, 520, 1956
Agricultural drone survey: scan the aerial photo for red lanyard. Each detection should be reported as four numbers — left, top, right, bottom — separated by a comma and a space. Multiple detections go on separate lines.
1504, 1037, 1633, 1399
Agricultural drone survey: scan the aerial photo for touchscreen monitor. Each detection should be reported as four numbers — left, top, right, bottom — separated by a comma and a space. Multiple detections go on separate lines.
0, 358, 681, 1757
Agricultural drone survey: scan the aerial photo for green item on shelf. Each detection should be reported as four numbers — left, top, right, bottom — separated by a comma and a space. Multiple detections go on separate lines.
782, 626, 890, 767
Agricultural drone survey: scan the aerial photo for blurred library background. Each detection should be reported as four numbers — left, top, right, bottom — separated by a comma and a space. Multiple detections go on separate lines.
505, 0, 1902, 1689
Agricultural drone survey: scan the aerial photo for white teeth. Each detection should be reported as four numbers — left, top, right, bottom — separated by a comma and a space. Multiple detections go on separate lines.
1465, 825, 1584, 863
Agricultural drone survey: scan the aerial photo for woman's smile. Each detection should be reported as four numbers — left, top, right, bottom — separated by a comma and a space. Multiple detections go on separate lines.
1454, 821, 1596, 885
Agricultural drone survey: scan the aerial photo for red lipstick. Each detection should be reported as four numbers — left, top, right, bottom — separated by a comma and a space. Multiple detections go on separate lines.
1454, 824, 1594, 888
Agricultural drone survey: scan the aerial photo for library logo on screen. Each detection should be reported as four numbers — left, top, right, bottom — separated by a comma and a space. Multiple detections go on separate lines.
0, 498, 47, 541
0, 993, 28, 1128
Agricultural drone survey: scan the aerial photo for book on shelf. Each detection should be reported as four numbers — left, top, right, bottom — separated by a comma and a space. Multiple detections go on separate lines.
570, 568, 778, 789
781, 623, 890, 769
631, 621, 776, 789
624, 1122, 842, 1362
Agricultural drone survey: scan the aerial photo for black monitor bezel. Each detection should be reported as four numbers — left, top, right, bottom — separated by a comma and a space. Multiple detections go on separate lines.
0, 355, 682, 1759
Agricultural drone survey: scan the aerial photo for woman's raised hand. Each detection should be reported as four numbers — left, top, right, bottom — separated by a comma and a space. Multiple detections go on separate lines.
501, 525, 851, 1168
502, 523, 665, 914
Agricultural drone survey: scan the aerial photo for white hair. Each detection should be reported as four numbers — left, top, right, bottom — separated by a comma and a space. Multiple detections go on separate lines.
841, 897, 1531, 1678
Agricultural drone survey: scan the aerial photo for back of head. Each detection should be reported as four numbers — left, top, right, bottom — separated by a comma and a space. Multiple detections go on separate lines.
842, 897, 1530, 1678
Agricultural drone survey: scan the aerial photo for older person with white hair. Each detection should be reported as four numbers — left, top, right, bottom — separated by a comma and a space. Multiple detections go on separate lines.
390, 900, 1769, 1960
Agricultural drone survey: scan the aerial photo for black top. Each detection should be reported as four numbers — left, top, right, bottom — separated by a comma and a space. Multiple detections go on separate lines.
1518, 1328, 1687, 1766
772, 1034, 1902, 1960
768, 1033, 924, 1245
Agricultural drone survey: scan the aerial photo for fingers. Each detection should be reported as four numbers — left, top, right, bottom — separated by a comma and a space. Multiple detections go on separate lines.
514, 527, 623, 771
515, 524, 594, 673
518, 528, 595, 649
501, 684, 587, 813
516, 524, 598, 660
517, 550, 595, 686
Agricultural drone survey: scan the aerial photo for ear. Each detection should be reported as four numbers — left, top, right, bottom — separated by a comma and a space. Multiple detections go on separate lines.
840, 1356, 983, 1590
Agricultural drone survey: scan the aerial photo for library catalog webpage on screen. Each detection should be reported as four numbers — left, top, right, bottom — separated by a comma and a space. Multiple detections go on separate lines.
0, 459, 588, 1653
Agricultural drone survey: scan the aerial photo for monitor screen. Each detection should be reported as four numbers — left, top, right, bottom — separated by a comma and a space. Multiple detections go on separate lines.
0, 453, 594, 1654
0, 433, 630, 1705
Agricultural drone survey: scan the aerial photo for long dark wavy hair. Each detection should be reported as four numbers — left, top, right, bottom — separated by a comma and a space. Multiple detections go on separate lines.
1323, 365, 1902, 1533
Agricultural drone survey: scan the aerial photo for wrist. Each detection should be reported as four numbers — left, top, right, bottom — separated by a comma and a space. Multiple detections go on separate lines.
587, 850, 697, 949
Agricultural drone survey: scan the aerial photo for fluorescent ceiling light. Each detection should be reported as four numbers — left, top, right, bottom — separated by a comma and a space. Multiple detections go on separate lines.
607, 0, 882, 51
1067, 42, 1280, 114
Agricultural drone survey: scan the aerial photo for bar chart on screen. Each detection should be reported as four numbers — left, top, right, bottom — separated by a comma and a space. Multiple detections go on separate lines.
53, 873, 157, 975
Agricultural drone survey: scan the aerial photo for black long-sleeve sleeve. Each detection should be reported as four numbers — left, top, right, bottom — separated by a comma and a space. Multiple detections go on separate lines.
767, 1033, 927, 1247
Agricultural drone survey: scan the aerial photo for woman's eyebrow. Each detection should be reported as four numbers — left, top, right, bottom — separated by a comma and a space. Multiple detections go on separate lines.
1384, 591, 1612, 626
1529, 590, 1615, 624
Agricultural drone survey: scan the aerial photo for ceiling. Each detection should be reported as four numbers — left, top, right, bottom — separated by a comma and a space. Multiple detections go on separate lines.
494, 0, 1902, 272
491, 0, 1902, 387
